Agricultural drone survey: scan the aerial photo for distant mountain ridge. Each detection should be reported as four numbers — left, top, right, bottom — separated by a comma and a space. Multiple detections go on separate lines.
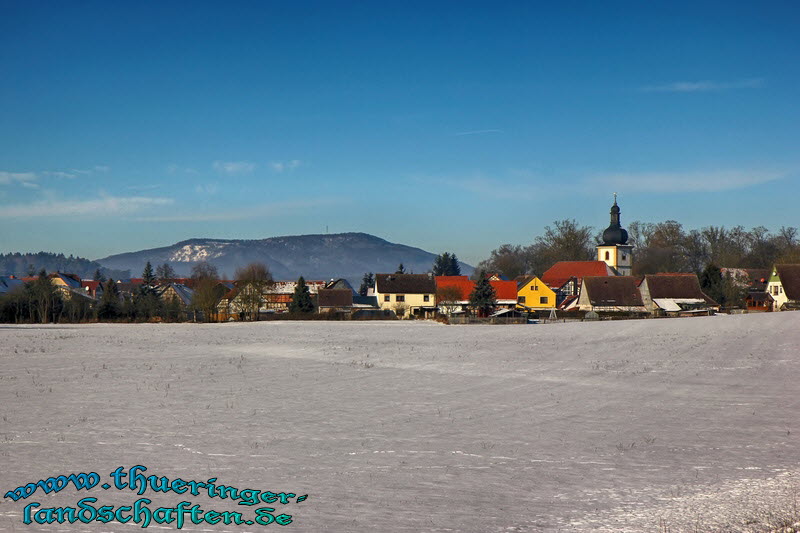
96, 232, 473, 284
0, 252, 130, 280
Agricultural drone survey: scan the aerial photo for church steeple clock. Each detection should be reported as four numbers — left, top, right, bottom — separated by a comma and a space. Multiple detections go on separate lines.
597, 194, 634, 275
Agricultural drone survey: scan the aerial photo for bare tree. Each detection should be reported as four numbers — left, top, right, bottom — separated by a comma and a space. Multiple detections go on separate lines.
436, 285, 463, 315
234, 262, 274, 321
190, 262, 223, 322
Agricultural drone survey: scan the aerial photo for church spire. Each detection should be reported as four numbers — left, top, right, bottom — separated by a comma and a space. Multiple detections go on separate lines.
602, 194, 628, 245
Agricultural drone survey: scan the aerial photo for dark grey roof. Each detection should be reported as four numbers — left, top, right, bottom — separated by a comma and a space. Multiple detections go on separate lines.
318, 289, 354, 308
325, 278, 356, 292
0, 276, 25, 294
375, 273, 436, 294
583, 276, 644, 307
776, 264, 800, 300
353, 295, 379, 307
644, 274, 718, 306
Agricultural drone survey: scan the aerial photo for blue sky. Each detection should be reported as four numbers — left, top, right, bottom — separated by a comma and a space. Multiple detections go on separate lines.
1, 1, 798, 265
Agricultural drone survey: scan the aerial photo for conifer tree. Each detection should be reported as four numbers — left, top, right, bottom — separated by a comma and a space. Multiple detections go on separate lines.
433, 252, 462, 276
289, 276, 315, 313
359, 273, 374, 297
448, 254, 461, 276
396, 264, 406, 274
97, 278, 121, 320
468, 272, 497, 318
142, 262, 155, 287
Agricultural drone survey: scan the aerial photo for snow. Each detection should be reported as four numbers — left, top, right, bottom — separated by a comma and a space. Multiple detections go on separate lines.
1, 313, 799, 532
169, 243, 230, 263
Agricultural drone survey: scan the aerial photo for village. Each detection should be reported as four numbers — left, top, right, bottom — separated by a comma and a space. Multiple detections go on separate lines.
1, 198, 798, 324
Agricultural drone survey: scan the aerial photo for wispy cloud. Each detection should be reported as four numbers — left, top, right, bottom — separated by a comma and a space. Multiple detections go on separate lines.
126, 184, 162, 191
137, 198, 342, 223
166, 164, 198, 175
3, 166, 110, 184
585, 169, 785, 193
0, 195, 173, 218
640, 78, 765, 93
195, 183, 219, 195
0, 171, 38, 186
213, 161, 256, 175
454, 129, 504, 136
270, 160, 302, 173
43, 171, 77, 179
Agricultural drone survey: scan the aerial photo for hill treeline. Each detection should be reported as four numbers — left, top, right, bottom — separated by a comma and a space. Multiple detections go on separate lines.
477, 220, 800, 279
0, 252, 130, 280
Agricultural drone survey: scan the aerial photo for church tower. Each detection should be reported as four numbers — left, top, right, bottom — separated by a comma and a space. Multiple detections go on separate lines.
597, 194, 634, 276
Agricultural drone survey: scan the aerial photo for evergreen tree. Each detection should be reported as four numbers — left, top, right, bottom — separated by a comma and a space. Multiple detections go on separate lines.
289, 276, 315, 313
468, 273, 497, 317
358, 272, 374, 297
142, 262, 155, 287
97, 279, 121, 320
93, 268, 106, 282
396, 263, 406, 274
448, 254, 461, 276
433, 252, 462, 276
432, 253, 450, 276
699, 263, 745, 308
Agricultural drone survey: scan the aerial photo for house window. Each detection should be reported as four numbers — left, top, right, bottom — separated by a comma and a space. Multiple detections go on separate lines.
540, 296, 548, 304
423, 294, 430, 302
533, 285, 538, 291
622, 254, 627, 260
605, 251, 610, 261
397, 295, 405, 302
384, 295, 390, 302
518, 296, 526, 303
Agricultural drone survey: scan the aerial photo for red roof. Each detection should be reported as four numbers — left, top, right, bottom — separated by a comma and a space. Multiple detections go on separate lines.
435, 277, 517, 301
81, 280, 101, 290
491, 280, 518, 301
541, 261, 613, 288
435, 277, 474, 300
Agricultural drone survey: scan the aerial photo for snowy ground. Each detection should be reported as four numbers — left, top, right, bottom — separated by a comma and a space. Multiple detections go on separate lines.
1, 313, 799, 532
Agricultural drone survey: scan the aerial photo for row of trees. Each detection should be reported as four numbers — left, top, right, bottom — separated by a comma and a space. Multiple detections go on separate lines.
476, 220, 800, 279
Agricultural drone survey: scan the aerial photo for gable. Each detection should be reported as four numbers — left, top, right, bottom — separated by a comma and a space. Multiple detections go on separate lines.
583, 276, 644, 307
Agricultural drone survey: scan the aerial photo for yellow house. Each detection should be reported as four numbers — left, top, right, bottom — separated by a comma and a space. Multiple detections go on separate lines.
47, 273, 83, 300
516, 275, 557, 310
374, 273, 437, 318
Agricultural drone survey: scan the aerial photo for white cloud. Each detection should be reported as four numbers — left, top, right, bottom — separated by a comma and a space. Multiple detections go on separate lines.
640, 78, 765, 93
166, 164, 198, 175
585, 169, 784, 193
195, 183, 219, 195
44, 171, 77, 179
454, 129, 503, 136
270, 160, 302, 173
0, 195, 173, 218
0, 171, 38, 186
213, 161, 256, 175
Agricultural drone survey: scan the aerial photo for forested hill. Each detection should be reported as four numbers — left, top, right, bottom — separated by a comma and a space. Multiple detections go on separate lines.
96, 232, 473, 284
0, 252, 130, 280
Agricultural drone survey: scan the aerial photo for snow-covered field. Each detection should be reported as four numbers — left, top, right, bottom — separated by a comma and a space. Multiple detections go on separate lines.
1, 313, 799, 532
